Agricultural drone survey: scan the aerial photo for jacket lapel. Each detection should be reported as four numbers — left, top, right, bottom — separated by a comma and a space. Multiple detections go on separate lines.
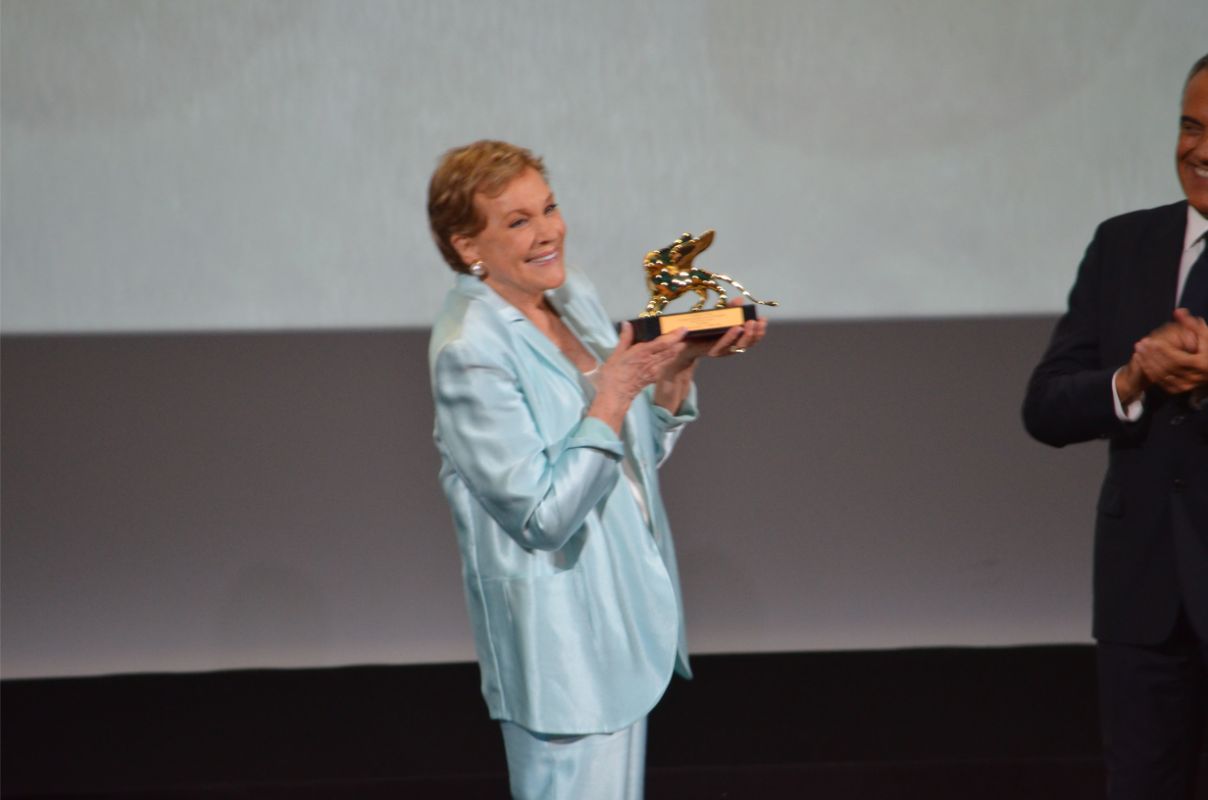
456, 274, 582, 386
546, 270, 617, 363
1136, 202, 1186, 329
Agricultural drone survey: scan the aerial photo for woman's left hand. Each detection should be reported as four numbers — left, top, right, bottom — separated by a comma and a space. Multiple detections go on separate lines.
653, 301, 769, 412
671, 300, 769, 370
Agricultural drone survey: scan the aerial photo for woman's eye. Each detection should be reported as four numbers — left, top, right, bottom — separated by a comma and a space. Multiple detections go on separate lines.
508, 218, 527, 229
545, 203, 559, 215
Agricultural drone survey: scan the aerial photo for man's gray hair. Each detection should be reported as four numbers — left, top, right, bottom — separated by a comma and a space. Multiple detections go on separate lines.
1187, 53, 1208, 91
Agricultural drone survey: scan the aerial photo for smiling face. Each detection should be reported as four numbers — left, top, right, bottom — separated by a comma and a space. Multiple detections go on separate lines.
1178, 68, 1208, 215
452, 168, 567, 309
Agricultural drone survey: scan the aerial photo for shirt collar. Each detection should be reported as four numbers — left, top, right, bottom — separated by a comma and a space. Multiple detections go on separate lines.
1186, 204, 1208, 250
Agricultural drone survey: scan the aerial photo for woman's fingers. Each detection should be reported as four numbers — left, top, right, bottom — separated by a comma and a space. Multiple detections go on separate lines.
706, 326, 744, 357
615, 320, 634, 352
642, 330, 687, 376
705, 318, 768, 358
599, 327, 685, 392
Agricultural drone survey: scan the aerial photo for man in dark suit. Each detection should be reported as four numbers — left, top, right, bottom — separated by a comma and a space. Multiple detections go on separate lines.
1024, 54, 1208, 800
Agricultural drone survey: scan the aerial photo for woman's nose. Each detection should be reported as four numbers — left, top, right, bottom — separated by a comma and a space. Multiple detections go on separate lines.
537, 215, 562, 242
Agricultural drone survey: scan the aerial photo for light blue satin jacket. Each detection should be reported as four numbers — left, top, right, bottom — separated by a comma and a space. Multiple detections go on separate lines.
429, 267, 694, 735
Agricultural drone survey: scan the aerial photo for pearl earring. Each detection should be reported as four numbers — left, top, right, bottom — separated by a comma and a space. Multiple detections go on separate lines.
469, 260, 487, 279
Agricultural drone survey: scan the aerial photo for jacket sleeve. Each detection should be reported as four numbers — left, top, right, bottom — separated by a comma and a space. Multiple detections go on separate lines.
1022, 225, 1127, 448
646, 383, 699, 466
434, 336, 624, 551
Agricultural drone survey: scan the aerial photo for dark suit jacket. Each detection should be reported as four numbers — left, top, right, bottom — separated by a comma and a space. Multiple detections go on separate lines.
1023, 200, 1208, 645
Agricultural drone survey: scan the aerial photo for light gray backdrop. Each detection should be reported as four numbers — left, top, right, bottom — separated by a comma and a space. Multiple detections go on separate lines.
3, 0, 1203, 332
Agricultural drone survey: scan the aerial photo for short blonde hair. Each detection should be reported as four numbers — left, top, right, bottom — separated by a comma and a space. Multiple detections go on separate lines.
427, 140, 547, 273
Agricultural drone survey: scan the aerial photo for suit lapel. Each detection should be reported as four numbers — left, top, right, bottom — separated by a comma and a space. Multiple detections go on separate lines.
1135, 203, 1186, 329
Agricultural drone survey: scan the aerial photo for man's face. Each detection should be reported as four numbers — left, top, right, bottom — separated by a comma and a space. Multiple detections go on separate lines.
1178, 69, 1208, 215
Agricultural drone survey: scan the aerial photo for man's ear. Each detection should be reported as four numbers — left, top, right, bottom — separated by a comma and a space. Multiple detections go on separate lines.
451, 233, 479, 268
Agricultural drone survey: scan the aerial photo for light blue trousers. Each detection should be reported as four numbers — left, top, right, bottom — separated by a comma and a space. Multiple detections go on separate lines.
500, 717, 647, 800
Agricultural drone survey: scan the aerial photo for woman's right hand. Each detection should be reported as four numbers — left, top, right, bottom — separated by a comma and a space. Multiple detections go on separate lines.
588, 322, 687, 433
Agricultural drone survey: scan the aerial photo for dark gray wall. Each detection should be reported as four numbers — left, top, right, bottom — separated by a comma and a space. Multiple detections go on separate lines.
1, 316, 1104, 678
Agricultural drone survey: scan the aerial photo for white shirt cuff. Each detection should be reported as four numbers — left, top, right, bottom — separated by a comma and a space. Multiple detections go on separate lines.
1111, 368, 1144, 422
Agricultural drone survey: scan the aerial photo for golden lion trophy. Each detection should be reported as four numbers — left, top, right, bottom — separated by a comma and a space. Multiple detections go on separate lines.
627, 230, 778, 342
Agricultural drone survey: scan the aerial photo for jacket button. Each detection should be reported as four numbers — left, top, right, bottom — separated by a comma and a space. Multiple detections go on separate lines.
1172, 477, 1188, 491
1170, 414, 1186, 426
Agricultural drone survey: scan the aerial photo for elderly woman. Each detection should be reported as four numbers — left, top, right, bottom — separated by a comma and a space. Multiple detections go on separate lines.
427, 140, 765, 799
